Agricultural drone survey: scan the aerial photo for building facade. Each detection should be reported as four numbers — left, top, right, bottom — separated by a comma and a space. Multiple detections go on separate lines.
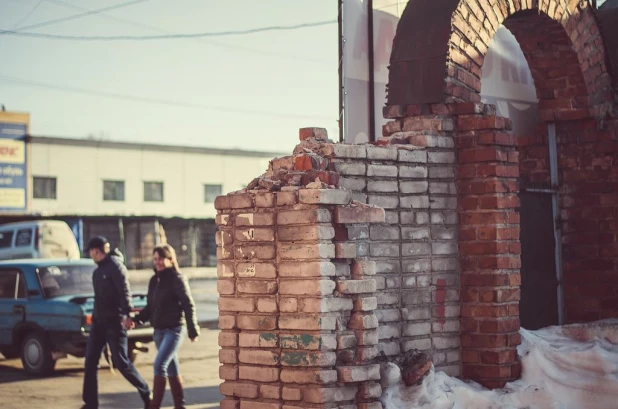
0, 134, 281, 268
29, 136, 274, 219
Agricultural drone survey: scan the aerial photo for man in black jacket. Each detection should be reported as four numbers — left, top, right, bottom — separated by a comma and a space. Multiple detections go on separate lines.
81, 236, 151, 409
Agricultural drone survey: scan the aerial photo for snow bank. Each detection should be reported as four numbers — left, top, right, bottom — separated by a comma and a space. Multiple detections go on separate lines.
518, 319, 618, 409
379, 319, 618, 409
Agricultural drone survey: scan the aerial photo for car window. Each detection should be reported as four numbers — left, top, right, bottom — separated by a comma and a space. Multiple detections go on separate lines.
15, 229, 33, 247
37, 265, 95, 297
0, 231, 14, 248
16, 273, 27, 299
0, 270, 19, 299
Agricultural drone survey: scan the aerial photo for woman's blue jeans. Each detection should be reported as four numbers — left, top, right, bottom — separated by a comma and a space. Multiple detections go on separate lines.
153, 326, 184, 377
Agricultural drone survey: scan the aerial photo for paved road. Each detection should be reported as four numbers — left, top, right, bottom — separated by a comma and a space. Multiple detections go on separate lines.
0, 329, 222, 409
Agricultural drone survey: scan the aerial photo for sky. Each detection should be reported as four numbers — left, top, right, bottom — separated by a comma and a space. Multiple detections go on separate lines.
0, 0, 339, 153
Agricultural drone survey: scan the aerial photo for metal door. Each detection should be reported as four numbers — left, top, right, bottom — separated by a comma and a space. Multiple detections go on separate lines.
518, 123, 564, 329
519, 192, 559, 329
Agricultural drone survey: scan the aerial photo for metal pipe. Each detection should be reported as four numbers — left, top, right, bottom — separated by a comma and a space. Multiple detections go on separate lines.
118, 218, 126, 258
338, 0, 345, 143
522, 188, 556, 194
368, 0, 376, 142
548, 123, 565, 325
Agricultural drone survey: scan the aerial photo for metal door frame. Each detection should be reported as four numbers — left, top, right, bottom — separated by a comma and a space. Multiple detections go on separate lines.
520, 123, 564, 325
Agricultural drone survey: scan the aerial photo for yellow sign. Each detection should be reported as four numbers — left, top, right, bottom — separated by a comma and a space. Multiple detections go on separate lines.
0, 188, 26, 208
0, 139, 26, 164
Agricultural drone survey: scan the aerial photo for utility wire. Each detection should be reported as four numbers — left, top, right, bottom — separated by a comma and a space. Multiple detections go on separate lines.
0, 0, 148, 35
11, 0, 44, 29
39, 0, 332, 64
0, 73, 335, 122
0, 20, 337, 41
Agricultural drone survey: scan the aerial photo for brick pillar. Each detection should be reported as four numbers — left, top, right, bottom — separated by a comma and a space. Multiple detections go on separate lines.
453, 103, 522, 388
215, 183, 385, 409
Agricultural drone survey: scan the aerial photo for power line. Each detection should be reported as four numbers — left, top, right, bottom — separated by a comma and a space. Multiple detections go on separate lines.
0, 19, 337, 41
11, 0, 44, 29
39, 0, 332, 64
0, 73, 335, 122
0, 0, 148, 36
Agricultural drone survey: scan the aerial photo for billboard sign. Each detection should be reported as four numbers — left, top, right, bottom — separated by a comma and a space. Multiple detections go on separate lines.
0, 114, 29, 212
340, 1, 538, 143
341, 0, 403, 144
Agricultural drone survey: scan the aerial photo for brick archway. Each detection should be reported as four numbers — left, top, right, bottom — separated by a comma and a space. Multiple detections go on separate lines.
384, 0, 618, 388
388, 0, 614, 118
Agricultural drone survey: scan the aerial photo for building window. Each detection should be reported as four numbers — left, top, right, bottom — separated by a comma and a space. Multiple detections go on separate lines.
33, 176, 57, 199
103, 180, 125, 201
204, 184, 222, 203
144, 181, 164, 202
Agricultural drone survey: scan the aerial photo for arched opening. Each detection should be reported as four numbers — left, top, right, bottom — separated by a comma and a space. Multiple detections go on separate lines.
477, 10, 592, 331
384, 0, 617, 387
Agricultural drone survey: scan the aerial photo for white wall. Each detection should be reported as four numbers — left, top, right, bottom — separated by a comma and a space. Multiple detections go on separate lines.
30, 140, 274, 219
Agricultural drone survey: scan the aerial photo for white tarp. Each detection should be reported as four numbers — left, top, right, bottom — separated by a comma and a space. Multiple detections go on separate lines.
379, 320, 618, 409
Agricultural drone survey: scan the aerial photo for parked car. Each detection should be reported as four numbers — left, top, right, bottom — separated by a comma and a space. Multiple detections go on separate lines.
0, 258, 153, 376
0, 220, 80, 261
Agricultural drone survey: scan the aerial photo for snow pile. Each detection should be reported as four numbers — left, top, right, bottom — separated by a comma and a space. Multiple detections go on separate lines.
518, 319, 618, 409
380, 319, 618, 409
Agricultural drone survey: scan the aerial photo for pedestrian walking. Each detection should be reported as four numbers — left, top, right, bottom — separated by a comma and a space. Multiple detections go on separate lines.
135, 244, 199, 409
81, 236, 151, 409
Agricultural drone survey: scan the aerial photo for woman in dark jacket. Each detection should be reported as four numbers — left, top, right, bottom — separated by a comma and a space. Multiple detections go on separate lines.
135, 244, 199, 409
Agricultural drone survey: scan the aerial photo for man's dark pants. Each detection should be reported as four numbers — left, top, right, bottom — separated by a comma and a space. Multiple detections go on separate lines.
82, 319, 150, 408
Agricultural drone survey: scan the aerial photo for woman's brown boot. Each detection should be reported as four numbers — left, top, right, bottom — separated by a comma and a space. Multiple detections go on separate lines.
168, 375, 186, 409
149, 376, 167, 409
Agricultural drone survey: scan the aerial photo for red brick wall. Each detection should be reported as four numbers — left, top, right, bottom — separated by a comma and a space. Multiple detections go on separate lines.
383, 103, 526, 387
215, 185, 386, 409
389, 0, 614, 118
557, 119, 618, 322
519, 128, 551, 187
384, 0, 618, 388
519, 119, 618, 323
215, 127, 465, 407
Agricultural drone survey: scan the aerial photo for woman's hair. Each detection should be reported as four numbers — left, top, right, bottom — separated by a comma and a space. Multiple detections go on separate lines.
153, 244, 180, 272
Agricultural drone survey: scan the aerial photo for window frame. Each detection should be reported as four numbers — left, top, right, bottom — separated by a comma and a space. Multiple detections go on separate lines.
0, 269, 28, 300
204, 184, 222, 203
143, 181, 164, 203
33, 176, 57, 200
0, 230, 15, 249
103, 180, 126, 202
14, 228, 33, 247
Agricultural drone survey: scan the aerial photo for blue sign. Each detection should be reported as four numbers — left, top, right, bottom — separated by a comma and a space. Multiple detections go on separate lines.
0, 122, 28, 211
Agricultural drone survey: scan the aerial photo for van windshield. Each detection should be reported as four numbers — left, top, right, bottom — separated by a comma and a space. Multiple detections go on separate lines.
36, 265, 95, 297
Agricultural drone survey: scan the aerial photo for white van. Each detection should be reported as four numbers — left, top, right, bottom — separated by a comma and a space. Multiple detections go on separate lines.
0, 220, 80, 260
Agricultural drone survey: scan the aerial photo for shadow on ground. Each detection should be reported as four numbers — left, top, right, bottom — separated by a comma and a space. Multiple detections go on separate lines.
0, 357, 83, 384
100, 385, 222, 409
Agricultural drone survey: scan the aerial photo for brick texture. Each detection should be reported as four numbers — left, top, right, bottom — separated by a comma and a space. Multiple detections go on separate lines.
219, 5, 618, 391
216, 137, 386, 409
387, 0, 614, 119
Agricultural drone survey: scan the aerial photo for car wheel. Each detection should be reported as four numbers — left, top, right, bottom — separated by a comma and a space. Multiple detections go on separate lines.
21, 332, 56, 376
